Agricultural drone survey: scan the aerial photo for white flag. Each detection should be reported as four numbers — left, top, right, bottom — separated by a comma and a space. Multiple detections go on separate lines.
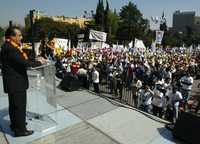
128, 41, 133, 48
188, 45, 193, 55
151, 42, 156, 52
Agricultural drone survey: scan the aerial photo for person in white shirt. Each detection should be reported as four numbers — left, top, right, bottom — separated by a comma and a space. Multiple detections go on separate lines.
132, 78, 142, 107
164, 67, 172, 81
180, 72, 193, 101
92, 66, 100, 94
166, 87, 183, 123
164, 78, 171, 91
77, 67, 87, 76
148, 84, 165, 118
138, 85, 153, 113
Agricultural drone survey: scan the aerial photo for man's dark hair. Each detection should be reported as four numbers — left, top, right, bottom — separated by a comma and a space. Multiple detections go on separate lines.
5, 27, 20, 39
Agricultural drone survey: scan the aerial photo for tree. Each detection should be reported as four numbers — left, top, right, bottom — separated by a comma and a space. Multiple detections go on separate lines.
117, 2, 149, 44
25, 17, 82, 47
193, 33, 200, 46
162, 31, 181, 47
95, 0, 105, 31
104, 0, 110, 33
0, 26, 5, 45
106, 10, 120, 44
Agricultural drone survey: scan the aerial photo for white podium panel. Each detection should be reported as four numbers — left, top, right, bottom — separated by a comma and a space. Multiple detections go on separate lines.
27, 63, 58, 132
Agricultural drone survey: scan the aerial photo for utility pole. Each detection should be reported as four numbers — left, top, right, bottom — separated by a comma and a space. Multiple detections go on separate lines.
9, 21, 13, 28
30, 9, 35, 59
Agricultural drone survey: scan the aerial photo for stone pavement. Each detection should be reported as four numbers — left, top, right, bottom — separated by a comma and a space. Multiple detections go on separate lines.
0, 76, 188, 144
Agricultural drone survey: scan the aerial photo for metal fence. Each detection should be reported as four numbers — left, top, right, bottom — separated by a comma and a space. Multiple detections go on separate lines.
95, 78, 134, 106
88, 77, 200, 122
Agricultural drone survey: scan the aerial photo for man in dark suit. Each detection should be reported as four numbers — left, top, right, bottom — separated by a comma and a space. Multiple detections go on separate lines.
0, 27, 44, 137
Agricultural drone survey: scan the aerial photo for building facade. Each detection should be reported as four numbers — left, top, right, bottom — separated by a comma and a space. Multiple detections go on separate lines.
172, 10, 200, 34
173, 10, 195, 33
25, 10, 92, 29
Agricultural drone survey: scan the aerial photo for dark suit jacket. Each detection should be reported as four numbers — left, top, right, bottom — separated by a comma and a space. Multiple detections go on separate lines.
0, 42, 31, 93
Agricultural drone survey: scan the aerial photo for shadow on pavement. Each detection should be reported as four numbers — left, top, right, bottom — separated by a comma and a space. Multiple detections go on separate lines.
0, 108, 14, 137
157, 127, 186, 144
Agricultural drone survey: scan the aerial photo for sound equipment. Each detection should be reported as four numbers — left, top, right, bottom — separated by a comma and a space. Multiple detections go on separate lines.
59, 74, 80, 91
173, 112, 200, 144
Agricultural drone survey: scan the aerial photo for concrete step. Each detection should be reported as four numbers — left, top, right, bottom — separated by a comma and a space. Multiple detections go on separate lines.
31, 122, 118, 144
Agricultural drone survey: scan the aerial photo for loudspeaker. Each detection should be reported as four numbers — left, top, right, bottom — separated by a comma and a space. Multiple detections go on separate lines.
59, 74, 80, 91
173, 112, 200, 144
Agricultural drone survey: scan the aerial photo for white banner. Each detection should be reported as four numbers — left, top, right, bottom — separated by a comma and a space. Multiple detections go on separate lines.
77, 34, 84, 39
55, 38, 69, 51
89, 29, 107, 42
155, 30, 164, 44
112, 44, 124, 53
102, 42, 110, 48
134, 38, 146, 53
34, 42, 41, 56
128, 41, 133, 48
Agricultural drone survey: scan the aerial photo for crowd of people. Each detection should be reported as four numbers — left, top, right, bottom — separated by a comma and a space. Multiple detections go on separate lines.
39, 38, 200, 123
1, 26, 200, 137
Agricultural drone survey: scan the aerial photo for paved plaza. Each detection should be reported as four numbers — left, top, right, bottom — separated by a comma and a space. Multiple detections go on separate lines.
0, 75, 196, 144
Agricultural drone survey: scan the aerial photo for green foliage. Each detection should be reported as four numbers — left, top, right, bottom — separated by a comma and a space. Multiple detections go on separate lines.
192, 33, 200, 46
162, 29, 200, 47
117, 2, 150, 44
25, 17, 82, 47
163, 31, 181, 47
93, 0, 120, 43
95, 0, 105, 31
120, 2, 142, 25
105, 10, 120, 44
0, 26, 4, 38
104, 0, 110, 33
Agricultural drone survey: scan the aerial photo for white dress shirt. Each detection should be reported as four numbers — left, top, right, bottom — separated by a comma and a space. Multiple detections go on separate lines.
92, 70, 99, 83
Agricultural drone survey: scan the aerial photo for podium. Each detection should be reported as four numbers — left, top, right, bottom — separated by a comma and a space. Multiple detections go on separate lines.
0, 62, 82, 144
26, 62, 59, 132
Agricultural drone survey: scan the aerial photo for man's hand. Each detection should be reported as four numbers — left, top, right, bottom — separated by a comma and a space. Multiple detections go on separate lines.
36, 56, 47, 64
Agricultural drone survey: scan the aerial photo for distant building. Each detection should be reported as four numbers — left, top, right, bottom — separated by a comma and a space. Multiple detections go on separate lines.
49, 16, 91, 28
172, 10, 200, 34
25, 10, 92, 29
173, 10, 195, 33
193, 16, 200, 33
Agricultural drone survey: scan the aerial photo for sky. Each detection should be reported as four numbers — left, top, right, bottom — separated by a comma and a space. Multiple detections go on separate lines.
0, 0, 200, 29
